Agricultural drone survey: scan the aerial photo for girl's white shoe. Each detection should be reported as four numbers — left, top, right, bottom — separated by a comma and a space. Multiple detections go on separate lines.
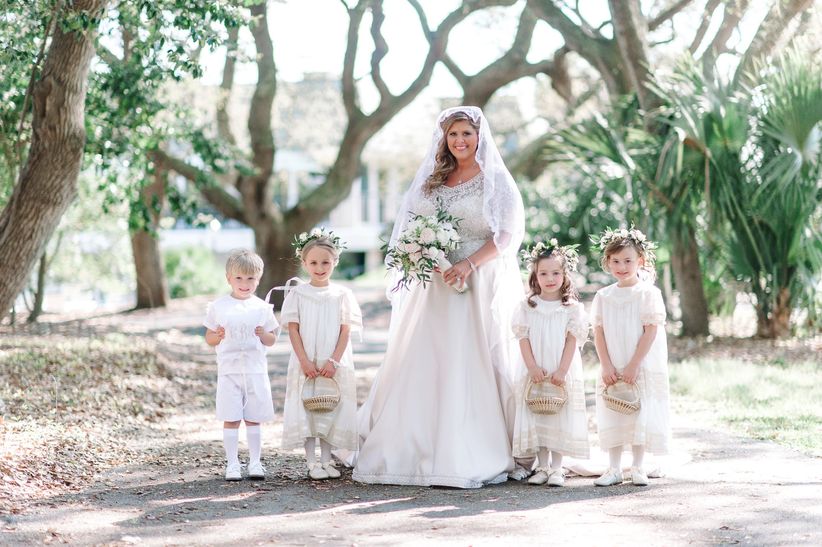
527, 468, 551, 485
546, 468, 565, 487
323, 462, 341, 479
630, 466, 649, 486
308, 462, 329, 480
594, 468, 623, 486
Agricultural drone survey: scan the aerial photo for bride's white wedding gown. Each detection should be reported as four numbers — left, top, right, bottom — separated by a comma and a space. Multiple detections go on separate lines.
352, 174, 515, 488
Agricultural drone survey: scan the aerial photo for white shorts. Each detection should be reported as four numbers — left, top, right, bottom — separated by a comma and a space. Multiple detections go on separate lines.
216, 373, 275, 422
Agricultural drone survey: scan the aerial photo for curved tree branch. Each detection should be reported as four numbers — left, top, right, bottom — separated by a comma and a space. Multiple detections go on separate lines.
217, 25, 239, 146
151, 148, 247, 223
688, 0, 721, 54
527, 0, 630, 95
649, 0, 694, 31
734, 0, 814, 84
369, 1, 392, 103
244, 2, 277, 221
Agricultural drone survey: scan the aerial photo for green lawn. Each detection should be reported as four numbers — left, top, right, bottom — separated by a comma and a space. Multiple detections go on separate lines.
669, 356, 822, 456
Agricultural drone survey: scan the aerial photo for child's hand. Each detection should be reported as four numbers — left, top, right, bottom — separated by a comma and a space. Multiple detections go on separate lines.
319, 360, 337, 378
254, 326, 265, 338
601, 363, 619, 386
621, 364, 639, 385
528, 366, 546, 383
549, 371, 566, 387
301, 359, 318, 379
215, 326, 226, 342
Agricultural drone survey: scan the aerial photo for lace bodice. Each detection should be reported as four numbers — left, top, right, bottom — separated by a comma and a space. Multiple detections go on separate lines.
411, 173, 493, 262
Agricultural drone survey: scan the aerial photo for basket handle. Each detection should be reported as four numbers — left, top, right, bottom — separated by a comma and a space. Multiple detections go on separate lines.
301, 376, 341, 399
526, 377, 567, 401
603, 379, 640, 402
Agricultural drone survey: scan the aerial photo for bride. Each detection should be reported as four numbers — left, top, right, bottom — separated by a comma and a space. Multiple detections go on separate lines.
352, 106, 525, 488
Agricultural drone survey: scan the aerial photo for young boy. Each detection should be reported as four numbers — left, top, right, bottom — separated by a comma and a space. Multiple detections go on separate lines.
204, 249, 278, 480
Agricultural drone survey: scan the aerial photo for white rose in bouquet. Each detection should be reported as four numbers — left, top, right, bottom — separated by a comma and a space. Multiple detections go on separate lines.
419, 227, 436, 244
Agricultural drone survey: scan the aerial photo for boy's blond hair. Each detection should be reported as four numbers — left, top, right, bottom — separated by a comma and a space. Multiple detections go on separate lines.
225, 249, 264, 277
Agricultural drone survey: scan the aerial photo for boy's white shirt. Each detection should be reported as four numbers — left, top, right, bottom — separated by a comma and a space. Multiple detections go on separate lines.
203, 294, 279, 375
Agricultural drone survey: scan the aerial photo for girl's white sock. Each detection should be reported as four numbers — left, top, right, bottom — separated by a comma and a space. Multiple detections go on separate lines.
550, 451, 563, 470
631, 445, 645, 468
320, 439, 332, 464
537, 448, 550, 468
304, 438, 317, 464
246, 425, 261, 465
609, 446, 622, 470
223, 428, 240, 466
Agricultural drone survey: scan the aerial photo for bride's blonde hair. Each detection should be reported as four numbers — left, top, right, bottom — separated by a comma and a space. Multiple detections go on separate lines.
424, 111, 480, 194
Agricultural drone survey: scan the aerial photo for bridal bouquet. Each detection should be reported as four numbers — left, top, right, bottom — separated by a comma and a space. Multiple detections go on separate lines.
385, 204, 466, 293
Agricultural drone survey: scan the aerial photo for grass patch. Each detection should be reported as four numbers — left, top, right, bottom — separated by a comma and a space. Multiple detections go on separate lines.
670, 357, 822, 456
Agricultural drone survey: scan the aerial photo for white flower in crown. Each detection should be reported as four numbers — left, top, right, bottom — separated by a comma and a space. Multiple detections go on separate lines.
519, 237, 580, 272
592, 225, 657, 267
292, 227, 347, 257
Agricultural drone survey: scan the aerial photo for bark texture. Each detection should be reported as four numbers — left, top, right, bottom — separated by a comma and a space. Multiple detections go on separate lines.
0, 0, 108, 319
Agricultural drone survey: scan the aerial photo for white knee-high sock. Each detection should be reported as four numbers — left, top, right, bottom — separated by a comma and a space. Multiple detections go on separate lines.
320, 439, 332, 464
631, 445, 645, 468
609, 446, 622, 470
550, 451, 563, 470
304, 438, 316, 464
537, 448, 550, 468
246, 425, 261, 465
223, 428, 240, 466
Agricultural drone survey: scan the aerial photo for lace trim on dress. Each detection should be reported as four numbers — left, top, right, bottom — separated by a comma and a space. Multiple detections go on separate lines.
512, 325, 529, 340
433, 173, 484, 210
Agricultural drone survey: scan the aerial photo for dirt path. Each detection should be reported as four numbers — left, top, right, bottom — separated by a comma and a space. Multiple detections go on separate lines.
3, 289, 821, 546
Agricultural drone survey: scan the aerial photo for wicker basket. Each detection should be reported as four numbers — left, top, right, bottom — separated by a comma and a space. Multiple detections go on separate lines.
525, 379, 567, 415
301, 376, 341, 413
601, 380, 641, 414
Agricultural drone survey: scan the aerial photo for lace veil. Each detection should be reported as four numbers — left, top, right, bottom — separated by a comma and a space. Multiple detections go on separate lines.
388, 105, 525, 259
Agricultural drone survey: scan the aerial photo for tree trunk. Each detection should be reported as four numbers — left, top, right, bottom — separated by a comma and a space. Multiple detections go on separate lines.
257, 225, 299, 309
670, 227, 710, 336
131, 168, 168, 309
131, 231, 168, 309
27, 248, 48, 322
756, 287, 792, 339
0, 0, 107, 320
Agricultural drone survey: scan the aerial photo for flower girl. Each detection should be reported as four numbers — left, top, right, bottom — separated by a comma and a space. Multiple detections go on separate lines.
280, 229, 362, 480
591, 227, 670, 487
511, 239, 589, 487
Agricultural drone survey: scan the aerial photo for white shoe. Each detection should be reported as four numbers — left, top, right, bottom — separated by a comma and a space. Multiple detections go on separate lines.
630, 466, 649, 486
225, 463, 242, 481
527, 468, 551, 485
547, 468, 565, 487
248, 461, 265, 480
509, 465, 531, 481
308, 462, 328, 480
594, 468, 623, 486
322, 462, 341, 479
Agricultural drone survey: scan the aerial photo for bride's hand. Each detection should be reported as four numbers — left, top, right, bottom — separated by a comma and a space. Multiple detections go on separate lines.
443, 261, 472, 287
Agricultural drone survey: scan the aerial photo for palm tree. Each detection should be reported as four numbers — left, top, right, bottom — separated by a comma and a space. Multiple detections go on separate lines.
652, 52, 822, 337
544, 96, 711, 336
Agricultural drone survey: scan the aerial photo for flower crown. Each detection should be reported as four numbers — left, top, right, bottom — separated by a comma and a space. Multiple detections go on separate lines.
292, 227, 346, 258
593, 226, 657, 265
519, 238, 580, 272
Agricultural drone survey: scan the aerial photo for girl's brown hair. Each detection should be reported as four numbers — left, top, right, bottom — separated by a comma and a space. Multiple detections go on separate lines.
424, 111, 480, 194
526, 251, 578, 308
